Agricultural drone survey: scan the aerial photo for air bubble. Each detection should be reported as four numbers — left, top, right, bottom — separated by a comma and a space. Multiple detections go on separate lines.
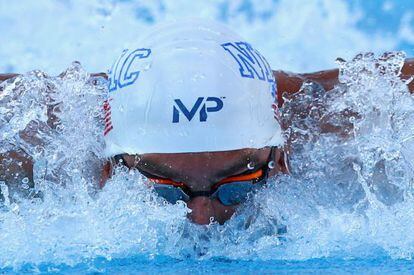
247, 162, 255, 170
56, 124, 65, 132
268, 161, 275, 169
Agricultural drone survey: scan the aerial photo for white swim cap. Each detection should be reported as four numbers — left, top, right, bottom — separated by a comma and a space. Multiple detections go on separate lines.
104, 19, 283, 156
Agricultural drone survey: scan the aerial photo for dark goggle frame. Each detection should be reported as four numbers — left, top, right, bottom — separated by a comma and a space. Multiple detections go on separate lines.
112, 147, 277, 205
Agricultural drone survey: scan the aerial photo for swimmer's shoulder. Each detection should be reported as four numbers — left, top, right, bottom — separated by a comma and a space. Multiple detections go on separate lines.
0, 73, 19, 82
274, 57, 414, 100
273, 69, 340, 106
91, 72, 108, 79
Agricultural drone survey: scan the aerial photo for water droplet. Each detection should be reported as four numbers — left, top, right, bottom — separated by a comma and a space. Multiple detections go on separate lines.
10, 203, 19, 212
56, 124, 65, 132
134, 156, 141, 165
22, 183, 30, 190
142, 62, 152, 71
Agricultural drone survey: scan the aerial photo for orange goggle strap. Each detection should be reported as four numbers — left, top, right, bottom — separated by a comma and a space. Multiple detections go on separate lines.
149, 169, 264, 189
149, 178, 186, 188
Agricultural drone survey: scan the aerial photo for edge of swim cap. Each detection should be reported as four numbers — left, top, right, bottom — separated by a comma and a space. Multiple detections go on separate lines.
103, 126, 285, 157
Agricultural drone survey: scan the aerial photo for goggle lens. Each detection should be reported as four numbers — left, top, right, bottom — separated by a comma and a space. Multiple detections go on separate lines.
151, 176, 266, 206
154, 184, 190, 204
214, 180, 264, 205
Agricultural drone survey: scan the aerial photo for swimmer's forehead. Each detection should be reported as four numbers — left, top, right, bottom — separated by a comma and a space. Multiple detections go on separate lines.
123, 148, 270, 170
136, 148, 268, 161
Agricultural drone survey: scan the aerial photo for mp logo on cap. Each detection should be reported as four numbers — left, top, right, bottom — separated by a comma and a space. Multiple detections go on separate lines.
173, 97, 224, 123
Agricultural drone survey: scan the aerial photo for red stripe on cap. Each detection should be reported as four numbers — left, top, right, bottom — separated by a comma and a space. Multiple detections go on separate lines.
103, 98, 114, 135
104, 125, 113, 136
103, 99, 112, 111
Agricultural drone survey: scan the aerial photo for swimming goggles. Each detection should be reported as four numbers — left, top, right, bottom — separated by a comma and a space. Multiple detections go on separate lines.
113, 147, 276, 206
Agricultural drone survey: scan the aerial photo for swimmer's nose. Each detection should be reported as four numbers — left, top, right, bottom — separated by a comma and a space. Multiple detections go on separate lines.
186, 196, 237, 225
186, 196, 215, 225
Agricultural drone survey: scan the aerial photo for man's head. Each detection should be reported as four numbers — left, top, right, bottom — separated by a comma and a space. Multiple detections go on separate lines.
102, 19, 285, 224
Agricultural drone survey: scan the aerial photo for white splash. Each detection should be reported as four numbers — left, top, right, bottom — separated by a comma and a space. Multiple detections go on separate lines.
0, 53, 414, 270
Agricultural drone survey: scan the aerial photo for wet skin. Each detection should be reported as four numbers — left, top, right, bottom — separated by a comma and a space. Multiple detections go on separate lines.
101, 147, 287, 225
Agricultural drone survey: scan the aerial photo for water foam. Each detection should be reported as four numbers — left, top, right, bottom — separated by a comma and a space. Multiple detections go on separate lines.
0, 53, 414, 270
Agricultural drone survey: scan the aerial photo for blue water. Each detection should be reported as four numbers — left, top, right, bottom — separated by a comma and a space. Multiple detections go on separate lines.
1, 0, 414, 274
5, 256, 414, 274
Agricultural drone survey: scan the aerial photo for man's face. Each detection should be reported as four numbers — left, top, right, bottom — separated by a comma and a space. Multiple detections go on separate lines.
103, 148, 286, 225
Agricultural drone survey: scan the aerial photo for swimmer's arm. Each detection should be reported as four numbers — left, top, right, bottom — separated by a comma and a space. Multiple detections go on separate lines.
0, 74, 36, 183
0, 71, 107, 183
402, 58, 414, 92
275, 59, 414, 138
274, 69, 339, 105
274, 58, 414, 104
0, 151, 34, 184
0, 74, 18, 82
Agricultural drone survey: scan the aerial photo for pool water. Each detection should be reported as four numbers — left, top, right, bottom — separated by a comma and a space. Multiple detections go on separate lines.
1, 1, 414, 273
6, 256, 414, 274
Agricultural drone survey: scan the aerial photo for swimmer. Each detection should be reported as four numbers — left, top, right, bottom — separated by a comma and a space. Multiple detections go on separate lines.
1, 20, 414, 225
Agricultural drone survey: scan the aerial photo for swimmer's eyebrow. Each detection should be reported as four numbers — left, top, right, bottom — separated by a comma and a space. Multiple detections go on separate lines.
219, 157, 264, 177
133, 156, 255, 181
136, 163, 171, 179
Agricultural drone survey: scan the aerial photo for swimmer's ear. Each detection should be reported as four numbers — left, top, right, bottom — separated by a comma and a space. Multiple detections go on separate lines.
99, 161, 112, 188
